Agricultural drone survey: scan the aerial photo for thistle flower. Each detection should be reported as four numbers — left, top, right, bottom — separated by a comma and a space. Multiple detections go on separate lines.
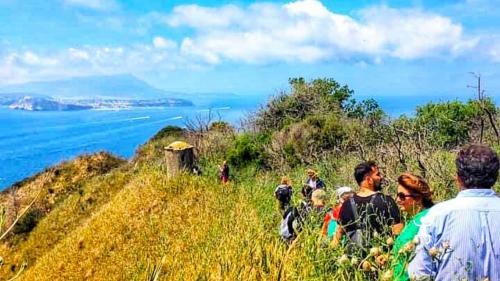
382, 270, 393, 281
339, 254, 349, 266
413, 237, 420, 245
375, 254, 389, 267
428, 247, 440, 258
362, 261, 372, 272
403, 242, 415, 252
370, 247, 382, 256
386, 237, 394, 246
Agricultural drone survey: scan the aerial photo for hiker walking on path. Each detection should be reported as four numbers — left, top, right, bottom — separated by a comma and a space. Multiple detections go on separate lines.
390, 173, 434, 281
280, 189, 328, 243
322, 186, 354, 241
275, 176, 293, 213
408, 144, 500, 281
334, 161, 403, 249
219, 161, 229, 184
302, 169, 325, 200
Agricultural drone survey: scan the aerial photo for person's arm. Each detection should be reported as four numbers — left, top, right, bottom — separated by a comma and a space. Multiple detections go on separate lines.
407, 219, 437, 279
321, 211, 332, 237
331, 201, 351, 247
392, 223, 404, 235
331, 224, 343, 247
317, 179, 325, 189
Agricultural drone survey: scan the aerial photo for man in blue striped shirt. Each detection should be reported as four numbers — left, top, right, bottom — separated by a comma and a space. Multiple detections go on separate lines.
408, 144, 500, 280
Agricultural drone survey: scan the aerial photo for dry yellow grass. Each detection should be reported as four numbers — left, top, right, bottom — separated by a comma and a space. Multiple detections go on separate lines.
17, 165, 285, 280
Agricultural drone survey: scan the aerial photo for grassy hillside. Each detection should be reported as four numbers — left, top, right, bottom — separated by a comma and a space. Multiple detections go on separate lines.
4, 147, 490, 280
0, 152, 128, 278
2, 77, 500, 280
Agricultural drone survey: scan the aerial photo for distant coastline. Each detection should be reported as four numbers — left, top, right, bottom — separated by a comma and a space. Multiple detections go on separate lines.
6, 96, 193, 111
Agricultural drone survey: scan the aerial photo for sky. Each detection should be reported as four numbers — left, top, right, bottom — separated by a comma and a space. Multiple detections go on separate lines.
0, 0, 499, 98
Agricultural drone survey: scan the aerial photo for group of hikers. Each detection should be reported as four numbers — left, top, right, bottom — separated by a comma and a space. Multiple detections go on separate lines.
274, 144, 500, 280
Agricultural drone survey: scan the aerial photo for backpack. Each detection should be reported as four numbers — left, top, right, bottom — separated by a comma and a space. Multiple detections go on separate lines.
326, 210, 338, 240
346, 193, 379, 248
275, 185, 292, 203
279, 207, 297, 241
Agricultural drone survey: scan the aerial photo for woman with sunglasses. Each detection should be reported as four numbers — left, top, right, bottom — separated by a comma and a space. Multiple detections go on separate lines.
391, 172, 434, 281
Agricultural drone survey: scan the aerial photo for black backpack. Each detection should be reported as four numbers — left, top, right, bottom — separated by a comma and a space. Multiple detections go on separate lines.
346, 193, 380, 249
275, 185, 292, 203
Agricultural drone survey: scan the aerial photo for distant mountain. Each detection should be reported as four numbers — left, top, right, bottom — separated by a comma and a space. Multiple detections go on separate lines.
0, 74, 177, 100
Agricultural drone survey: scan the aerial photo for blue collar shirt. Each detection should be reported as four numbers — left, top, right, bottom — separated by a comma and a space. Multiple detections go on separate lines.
408, 188, 500, 281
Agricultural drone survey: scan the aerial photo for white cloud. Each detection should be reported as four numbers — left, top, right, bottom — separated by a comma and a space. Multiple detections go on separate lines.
153, 36, 177, 49
167, 4, 244, 29
1, 0, 499, 86
63, 0, 118, 11
160, 0, 477, 64
0, 44, 188, 85
484, 37, 500, 63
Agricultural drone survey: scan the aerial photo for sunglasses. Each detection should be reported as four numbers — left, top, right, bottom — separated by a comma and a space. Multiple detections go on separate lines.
396, 192, 418, 201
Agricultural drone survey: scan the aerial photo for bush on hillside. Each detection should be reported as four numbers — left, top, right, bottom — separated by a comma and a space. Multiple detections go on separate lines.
151, 126, 184, 141
208, 121, 233, 132
254, 78, 354, 132
227, 133, 270, 167
12, 209, 44, 235
414, 99, 496, 148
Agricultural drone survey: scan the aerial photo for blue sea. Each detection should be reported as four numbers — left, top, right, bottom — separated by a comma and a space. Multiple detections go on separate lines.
0, 104, 255, 190
0, 94, 491, 190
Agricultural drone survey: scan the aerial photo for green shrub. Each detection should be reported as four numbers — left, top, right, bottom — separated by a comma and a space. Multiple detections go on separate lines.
208, 121, 233, 132
13, 209, 44, 235
414, 99, 493, 148
227, 133, 270, 167
150, 126, 184, 141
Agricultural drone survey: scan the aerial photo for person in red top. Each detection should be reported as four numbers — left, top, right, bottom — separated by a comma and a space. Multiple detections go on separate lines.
322, 186, 354, 238
219, 161, 229, 184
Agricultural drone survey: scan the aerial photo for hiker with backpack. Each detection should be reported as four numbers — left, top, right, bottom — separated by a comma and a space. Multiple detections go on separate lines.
302, 169, 325, 200
275, 176, 293, 212
333, 161, 403, 250
280, 189, 328, 243
321, 186, 354, 241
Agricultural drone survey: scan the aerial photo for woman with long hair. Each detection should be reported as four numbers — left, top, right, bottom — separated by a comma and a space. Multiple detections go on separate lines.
391, 172, 434, 281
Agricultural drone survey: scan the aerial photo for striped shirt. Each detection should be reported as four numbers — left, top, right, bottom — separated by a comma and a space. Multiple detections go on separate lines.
408, 189, 500, 280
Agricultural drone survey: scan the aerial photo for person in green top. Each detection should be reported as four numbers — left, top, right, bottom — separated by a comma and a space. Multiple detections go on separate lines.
391, 172, 434, 281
